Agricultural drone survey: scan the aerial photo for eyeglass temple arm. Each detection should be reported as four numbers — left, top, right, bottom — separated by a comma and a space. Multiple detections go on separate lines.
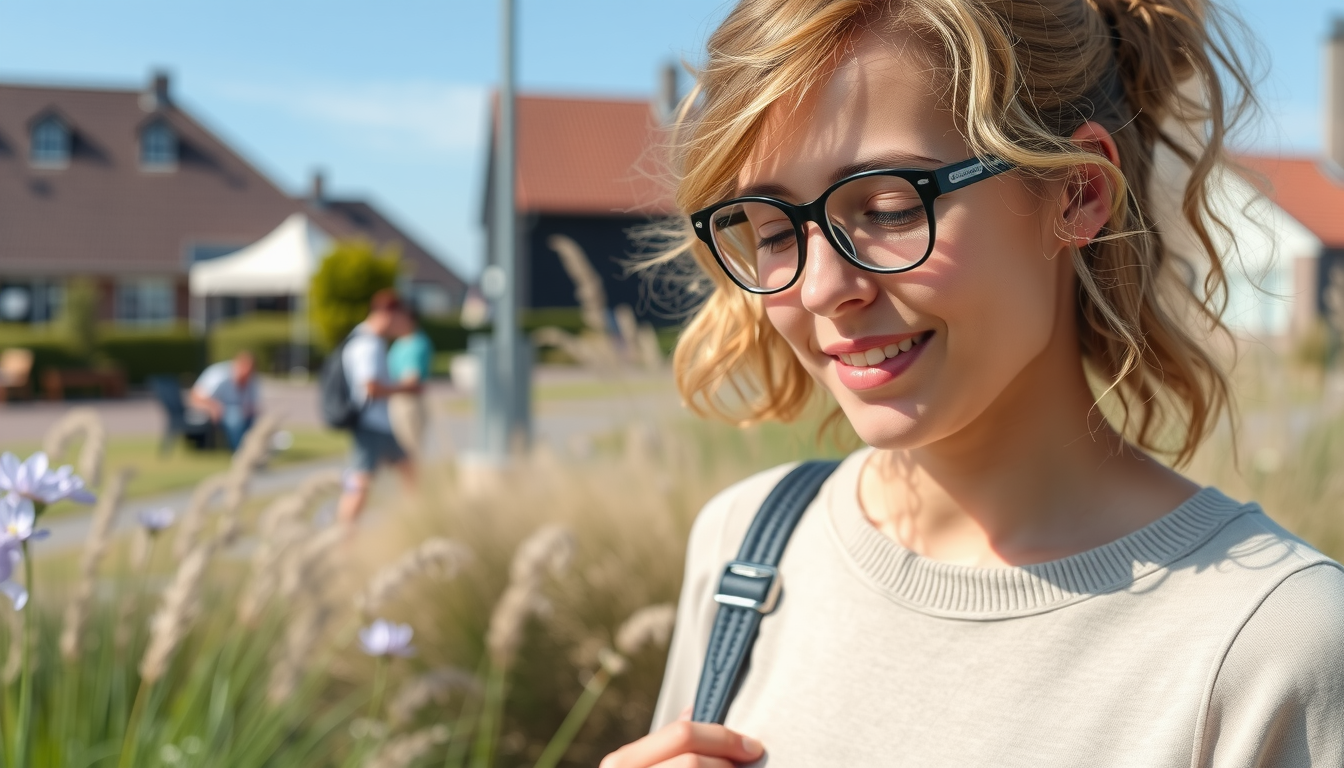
934, 156, 1011, 195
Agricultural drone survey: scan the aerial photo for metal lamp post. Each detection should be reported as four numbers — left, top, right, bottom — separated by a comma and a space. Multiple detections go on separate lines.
481, 0, 530, 460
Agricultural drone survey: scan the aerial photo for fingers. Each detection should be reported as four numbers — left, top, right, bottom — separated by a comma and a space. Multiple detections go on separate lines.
600, 720, 764, 768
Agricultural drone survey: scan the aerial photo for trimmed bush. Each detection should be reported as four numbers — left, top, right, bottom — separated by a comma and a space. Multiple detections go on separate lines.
209, 312, 319, 374
99, 326, 207, 385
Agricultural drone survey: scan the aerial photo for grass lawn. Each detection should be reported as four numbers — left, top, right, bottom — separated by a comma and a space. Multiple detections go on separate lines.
1, 428, 349, 516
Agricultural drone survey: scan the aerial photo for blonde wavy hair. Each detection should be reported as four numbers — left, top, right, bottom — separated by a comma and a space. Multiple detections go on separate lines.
651, 0, 1257, 466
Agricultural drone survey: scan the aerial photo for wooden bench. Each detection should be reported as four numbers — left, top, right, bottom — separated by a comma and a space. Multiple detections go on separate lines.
42, 368, 127, 401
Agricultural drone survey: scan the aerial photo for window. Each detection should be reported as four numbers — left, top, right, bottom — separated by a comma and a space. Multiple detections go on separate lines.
30, 116, 70, 167
0, 280, 61, 323
140, 120, 177, 169
115, 278, 175, 326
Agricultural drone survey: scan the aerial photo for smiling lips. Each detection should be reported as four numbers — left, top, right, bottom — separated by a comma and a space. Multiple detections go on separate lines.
834, 334, 923, 367
826, 331, 932, 391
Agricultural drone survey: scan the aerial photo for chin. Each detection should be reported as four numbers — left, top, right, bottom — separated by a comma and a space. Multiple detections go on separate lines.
833, 396, 932, 451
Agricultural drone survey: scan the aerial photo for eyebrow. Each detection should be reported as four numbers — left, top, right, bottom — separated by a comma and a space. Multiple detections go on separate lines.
737, 151, 946, 201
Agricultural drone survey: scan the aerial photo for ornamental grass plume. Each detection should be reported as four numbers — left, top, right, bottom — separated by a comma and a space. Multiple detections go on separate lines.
532, 603, 678, 768
238, 471, 342, 625
41, 406, 106, 488
218, 414, 282, 544
266, 525, 344, 704
363, 724, 450, 768
614, 603, 676, 658
387, 667, 480, 727
60, 468, 132, 661
173, 472, 228, 560
140, 537, 214, 683
267, 602, 333, 705
486, 525, 574, 668
356, 537, 472, 617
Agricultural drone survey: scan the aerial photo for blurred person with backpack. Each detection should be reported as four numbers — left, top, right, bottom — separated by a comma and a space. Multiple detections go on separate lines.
386, 309, 434, 462
323, 289, 420, 528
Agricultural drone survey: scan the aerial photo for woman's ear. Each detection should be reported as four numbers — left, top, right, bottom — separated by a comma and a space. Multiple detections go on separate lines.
1059, 122, 1120, 246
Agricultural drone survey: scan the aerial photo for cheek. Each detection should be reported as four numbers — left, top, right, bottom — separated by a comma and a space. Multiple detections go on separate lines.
762, 296, 814, 356
924, 196, 1063, 381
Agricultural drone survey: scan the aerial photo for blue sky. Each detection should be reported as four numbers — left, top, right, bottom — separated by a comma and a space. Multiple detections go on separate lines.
0, 0, 1338, 280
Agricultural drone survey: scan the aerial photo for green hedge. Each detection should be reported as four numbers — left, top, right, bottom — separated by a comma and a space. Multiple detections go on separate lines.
98, 327, 207, 385
208, 312, 321, 374
0, 323, 206, 387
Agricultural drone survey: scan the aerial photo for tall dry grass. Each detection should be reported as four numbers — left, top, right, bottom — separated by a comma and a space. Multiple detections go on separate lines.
7, 344, 1344, 767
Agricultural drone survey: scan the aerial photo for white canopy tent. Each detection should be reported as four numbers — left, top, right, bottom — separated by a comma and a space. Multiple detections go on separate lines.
190, 212, 333, 296
189, 213, 334, 374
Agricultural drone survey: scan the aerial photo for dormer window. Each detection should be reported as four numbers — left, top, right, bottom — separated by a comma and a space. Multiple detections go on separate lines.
140, 120, 177, 169
30, 116, 70, 167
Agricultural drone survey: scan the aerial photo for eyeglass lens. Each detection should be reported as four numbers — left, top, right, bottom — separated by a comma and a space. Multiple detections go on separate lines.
708, 174, 931, 291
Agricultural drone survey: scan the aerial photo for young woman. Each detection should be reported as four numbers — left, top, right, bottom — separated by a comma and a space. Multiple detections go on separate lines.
603, 0, 1344, 766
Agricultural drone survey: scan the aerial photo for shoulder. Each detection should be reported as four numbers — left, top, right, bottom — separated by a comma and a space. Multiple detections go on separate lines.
684, 454, 861, 577
1221, 559, 1344, 674
194, 361, 228, 389
1201, 562, 1344, 764
685, 462, 802, 569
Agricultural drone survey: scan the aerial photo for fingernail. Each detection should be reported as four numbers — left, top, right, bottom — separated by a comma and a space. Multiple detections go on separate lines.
742, 736, 763, 755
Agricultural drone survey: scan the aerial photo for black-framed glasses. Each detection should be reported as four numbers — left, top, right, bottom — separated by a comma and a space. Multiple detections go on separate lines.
690, 156, 1011, 294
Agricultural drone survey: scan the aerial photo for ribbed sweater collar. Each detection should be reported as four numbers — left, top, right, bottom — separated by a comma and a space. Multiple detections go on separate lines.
824, 449, 1251, 620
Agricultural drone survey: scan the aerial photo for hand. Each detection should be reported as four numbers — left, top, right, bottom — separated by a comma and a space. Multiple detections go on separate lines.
600, 710, 764, 768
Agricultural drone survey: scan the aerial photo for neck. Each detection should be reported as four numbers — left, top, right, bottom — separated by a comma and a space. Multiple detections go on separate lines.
859, 341, 1197, 568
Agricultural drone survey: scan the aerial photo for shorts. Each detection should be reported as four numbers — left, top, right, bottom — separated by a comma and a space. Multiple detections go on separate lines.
350, 426, 407, 473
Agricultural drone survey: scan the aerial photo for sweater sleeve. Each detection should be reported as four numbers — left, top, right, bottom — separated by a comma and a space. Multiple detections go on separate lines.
1199, 563, 1344, 767
648, 463, 797, 731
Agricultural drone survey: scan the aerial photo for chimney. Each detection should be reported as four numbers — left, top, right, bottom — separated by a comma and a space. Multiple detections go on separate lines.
655, 62, 679, 123
1328, 18, 1344, 169
145, 69, 171, 110
309, 170, 325, 207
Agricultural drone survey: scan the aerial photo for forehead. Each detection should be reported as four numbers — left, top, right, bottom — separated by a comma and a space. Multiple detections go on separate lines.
740, 28, 963, 196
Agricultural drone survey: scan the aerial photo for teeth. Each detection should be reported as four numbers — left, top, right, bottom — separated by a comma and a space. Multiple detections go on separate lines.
837, 334, 927, 367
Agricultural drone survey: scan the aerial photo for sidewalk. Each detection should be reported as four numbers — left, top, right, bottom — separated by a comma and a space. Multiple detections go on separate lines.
39, 371, 681, 553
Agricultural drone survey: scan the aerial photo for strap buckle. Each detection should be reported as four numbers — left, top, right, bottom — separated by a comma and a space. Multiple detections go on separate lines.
713, 561, 781, 614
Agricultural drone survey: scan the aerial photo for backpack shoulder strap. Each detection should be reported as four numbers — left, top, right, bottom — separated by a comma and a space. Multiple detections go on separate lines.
691, 459, 841, 724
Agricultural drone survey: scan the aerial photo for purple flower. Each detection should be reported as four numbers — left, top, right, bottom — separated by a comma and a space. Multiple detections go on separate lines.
0, 539, 25, 611
0, 495, 47, 546
137, 507, 176, 535
0, 452, 95, 506
358, 620, 415, 658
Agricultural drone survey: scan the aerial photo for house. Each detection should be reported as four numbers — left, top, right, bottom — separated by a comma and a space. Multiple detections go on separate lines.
482, 77, 679, 325
0, 71, 465, 327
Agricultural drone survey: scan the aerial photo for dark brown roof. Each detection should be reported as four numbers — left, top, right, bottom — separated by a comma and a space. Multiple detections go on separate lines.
315, 200, 465, 295
0, 82, 301, 275
0, 79, 464, 293
491, 94, 677, 216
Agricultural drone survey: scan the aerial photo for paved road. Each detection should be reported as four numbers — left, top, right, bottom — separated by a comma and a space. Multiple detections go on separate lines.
36, 369, 681, 553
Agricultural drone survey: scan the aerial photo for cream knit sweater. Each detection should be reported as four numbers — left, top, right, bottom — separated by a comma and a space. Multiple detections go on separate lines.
652, 449, 1344, 767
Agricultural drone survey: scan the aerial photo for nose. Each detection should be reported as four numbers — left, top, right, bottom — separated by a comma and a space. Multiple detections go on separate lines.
796, 222, 877, 318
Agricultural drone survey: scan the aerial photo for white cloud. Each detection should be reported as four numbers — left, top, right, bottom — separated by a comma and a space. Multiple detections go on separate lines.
216, 79, 489, 156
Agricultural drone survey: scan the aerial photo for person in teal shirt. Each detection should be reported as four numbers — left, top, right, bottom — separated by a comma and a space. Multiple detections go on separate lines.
386, 314, 433, 461
387, 323, 432, 384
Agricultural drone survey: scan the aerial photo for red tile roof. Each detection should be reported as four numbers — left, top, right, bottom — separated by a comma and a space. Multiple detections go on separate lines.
506, 94, 676, 216
1236, 155, 1344, 248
